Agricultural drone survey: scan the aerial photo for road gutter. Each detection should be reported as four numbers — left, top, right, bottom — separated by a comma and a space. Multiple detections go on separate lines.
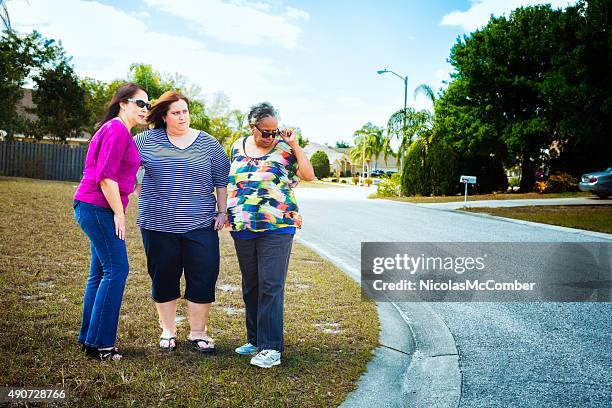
296, 236, 462, 408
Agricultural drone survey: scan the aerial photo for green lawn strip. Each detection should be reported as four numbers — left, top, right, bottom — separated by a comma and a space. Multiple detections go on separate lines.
0, 177, 378, 407
371, 191, 592, 203
463, 205, 612, 234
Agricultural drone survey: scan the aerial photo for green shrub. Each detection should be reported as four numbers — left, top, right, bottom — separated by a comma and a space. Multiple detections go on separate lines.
401, 139, 428, 196
364, 177, 373, 187
311, 150, 330, 179
544, 172, 578, 193
341, 179, 347, 184
351, 175, 359, 185
509, 176, 520, 187
376, 173, 401, 197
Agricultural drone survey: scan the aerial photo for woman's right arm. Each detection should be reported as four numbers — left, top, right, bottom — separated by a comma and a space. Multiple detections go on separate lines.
95, 123, 129, 239
100, 179, 126, 240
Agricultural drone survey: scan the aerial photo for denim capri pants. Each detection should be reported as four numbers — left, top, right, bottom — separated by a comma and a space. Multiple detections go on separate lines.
140, 226, 220, 303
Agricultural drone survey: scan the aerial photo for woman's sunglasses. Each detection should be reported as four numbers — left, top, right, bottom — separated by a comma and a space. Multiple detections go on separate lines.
127, 98, 151, 110
254, 125, 280, 139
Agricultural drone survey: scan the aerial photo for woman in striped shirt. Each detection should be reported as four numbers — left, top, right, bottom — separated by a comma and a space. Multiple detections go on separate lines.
134, 91, 230, 353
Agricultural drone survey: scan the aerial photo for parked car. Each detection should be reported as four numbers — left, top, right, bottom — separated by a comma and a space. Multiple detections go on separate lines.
370, 169, 385, 177
579, 167, 612, 199
385, 170, 398, 177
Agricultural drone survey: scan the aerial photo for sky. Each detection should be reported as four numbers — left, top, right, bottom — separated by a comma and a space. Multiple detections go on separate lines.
8, 0, 577, 145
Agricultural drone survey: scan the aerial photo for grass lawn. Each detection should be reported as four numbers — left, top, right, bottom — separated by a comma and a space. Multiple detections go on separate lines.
463, 205, 612, 234
372, 191, 592, 203
0, 177, 378, 407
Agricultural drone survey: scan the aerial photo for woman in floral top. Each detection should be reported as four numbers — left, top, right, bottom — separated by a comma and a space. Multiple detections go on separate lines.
227, 102, 314, 368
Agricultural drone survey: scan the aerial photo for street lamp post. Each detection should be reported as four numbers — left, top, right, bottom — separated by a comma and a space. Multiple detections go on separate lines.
377, 68, 408, 171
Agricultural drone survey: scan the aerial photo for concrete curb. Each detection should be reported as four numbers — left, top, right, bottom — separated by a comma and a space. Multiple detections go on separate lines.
295, 236, 462, 408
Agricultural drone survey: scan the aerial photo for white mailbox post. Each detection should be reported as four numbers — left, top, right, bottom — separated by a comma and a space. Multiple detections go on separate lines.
460, 175, 477, 207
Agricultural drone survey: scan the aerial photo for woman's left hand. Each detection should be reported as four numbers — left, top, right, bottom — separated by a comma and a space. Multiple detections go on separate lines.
279, 128, 297, 148
214, 213, 226, 230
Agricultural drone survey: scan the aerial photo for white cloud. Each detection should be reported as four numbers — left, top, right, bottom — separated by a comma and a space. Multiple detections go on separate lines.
7, 0, 288, 109
144, 0, 309, 50
285, 6, 310, 21
130, 10, 151, 19
440, 0, 578, 32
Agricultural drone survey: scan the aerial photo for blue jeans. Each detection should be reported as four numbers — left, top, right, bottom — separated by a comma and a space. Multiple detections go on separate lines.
73, 200, 129, 348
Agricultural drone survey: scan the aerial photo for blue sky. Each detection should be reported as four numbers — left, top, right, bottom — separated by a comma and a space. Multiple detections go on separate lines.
9, 0, 576, 144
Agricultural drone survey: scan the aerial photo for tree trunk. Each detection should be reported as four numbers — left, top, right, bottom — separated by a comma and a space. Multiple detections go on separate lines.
519, 153, 536, 192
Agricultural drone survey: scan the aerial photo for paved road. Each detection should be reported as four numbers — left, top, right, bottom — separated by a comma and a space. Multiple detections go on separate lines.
419, 196, 612, 210
294, 186, 612, 408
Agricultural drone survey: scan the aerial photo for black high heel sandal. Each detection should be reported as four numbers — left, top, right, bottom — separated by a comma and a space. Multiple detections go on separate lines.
84, 345, 122, 361
97, 347, 122, 361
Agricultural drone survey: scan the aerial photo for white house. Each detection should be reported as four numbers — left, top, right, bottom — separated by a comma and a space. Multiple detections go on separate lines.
303, 142, 399, 176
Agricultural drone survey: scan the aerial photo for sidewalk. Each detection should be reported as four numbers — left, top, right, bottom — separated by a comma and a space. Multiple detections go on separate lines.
417, 196, 612, 210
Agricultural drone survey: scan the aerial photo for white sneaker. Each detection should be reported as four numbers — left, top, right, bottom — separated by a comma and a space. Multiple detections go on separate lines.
235, 342, 258, 355
250, 349, 281, 368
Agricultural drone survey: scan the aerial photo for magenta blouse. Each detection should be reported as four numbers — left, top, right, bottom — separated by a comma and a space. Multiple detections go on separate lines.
74, 119, 140, 211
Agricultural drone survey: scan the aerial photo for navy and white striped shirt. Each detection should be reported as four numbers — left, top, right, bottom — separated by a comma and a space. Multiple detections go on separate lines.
134, 128, 230, 233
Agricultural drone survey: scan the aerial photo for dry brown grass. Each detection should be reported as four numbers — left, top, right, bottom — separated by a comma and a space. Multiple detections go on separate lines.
0, 177, 378, 407
374, 191, 592, 203
464, 205, 612, 234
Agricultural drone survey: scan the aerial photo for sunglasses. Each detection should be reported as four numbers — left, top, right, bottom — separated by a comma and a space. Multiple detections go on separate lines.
254, 125, 280, 139
127, 98, 151, 110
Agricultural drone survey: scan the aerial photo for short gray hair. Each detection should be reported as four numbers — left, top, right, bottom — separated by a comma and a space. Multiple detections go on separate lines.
247, 102, 278, 125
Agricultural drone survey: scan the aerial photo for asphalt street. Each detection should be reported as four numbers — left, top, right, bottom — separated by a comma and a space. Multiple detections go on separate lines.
294, 185, 612, 408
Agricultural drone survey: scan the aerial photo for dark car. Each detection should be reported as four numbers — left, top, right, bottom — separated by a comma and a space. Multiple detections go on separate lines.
579, 167, 612, 199
370, 169, 385, 177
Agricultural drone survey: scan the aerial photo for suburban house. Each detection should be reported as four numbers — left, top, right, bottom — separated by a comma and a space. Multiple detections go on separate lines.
303, 142, 399, 176
1, 88, 90, 145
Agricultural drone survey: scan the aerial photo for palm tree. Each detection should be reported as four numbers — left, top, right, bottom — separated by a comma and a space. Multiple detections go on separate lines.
1, 0, 11, 31
349, 122, 382, 179
379, 134, 395, 169
387, 83, 437, 171
413, 83, 436, 105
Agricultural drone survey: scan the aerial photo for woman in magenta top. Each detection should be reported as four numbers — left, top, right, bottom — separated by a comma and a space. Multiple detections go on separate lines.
73, 83, 149, 361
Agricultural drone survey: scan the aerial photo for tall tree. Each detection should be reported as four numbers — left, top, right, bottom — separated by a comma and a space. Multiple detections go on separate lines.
0, 0, 11, 31
0, 30, 64, 138
349, 122, 382, 177
80, 77, 109, 133
128, 63, 169, 99
335, 140, 350, 148
544, 0, 612, 175
30, 61, 88, 142
446, 5, 565, 191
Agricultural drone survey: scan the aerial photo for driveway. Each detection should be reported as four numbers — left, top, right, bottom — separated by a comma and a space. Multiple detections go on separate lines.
294, 185, 612, 408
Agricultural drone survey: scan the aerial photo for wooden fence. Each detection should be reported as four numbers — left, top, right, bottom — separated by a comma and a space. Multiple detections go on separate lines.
0, 141, 87, 182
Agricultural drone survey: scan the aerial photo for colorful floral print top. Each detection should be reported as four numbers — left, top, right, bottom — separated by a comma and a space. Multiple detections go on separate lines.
227, 137, 302, 232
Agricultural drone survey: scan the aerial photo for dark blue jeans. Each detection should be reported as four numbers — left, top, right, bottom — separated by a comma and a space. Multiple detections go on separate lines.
73, 200, 129, 348
232, 233, 294, 352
